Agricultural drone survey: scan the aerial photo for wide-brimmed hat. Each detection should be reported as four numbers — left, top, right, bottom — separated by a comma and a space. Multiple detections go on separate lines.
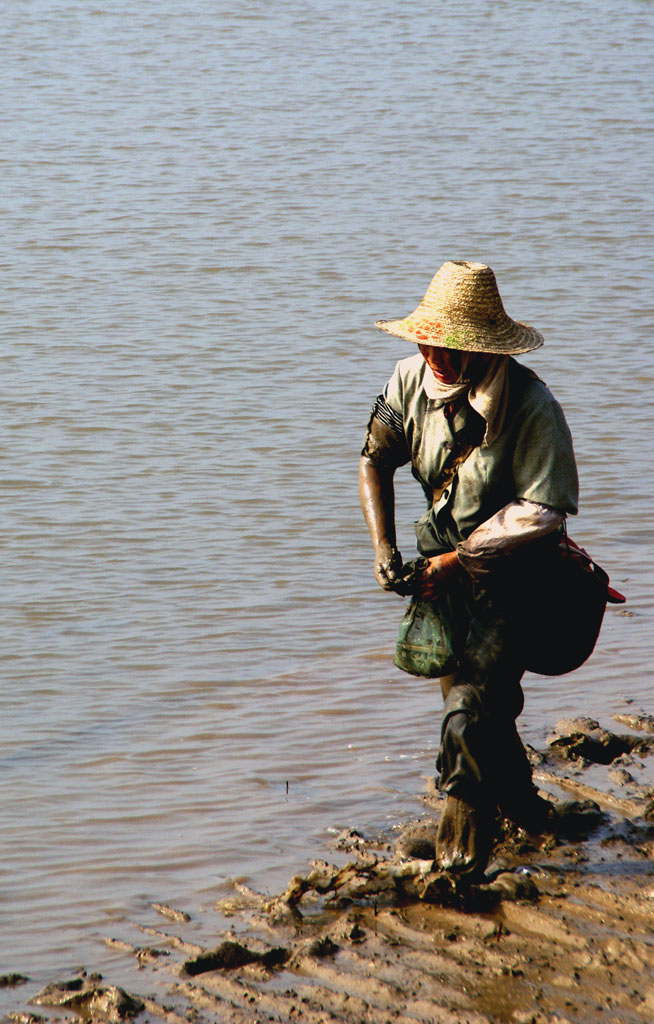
375, 261, 543, 354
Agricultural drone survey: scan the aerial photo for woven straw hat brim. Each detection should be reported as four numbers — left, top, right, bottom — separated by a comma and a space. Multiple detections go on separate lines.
375, 316, 543, 355
374, 260, 544, 355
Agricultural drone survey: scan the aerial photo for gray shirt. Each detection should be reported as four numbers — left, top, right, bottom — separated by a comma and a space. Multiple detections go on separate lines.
382, 353, 578, 557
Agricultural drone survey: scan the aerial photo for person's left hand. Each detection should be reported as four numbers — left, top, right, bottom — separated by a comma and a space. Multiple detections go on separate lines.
413, 551, 460, 599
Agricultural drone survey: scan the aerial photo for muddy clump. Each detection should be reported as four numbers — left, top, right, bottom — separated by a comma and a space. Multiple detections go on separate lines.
30, 973, 143, 1022
547, 716, 654, 764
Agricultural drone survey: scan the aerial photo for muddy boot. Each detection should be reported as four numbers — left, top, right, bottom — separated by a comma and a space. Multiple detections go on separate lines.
500, 790, 556, 834
434, 794, 494, 880
501, 794, 603, 838
550, 799, 604, 837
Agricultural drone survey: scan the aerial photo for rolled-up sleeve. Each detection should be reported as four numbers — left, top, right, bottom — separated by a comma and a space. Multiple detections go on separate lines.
361, 392, 410, 468
457, 499, 565, 579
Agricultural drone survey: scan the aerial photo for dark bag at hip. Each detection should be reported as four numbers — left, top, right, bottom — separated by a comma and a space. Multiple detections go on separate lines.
513, 534, 625, 677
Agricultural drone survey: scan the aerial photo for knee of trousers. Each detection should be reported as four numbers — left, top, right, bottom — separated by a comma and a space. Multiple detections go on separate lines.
437, 710, 485, 796
441, 682, 484, 736
438, 684, 494, 797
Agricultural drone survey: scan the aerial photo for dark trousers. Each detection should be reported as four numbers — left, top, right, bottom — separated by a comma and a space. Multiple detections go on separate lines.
437, 580, 538, 819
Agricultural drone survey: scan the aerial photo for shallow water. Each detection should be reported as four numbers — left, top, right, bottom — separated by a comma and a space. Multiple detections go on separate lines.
1, 0, 653, 1005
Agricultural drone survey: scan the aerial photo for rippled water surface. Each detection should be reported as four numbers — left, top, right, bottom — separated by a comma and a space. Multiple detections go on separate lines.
1, 0, 653, 1005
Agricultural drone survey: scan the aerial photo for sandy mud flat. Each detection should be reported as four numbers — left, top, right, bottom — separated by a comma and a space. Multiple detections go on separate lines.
4, 712, 654, 1024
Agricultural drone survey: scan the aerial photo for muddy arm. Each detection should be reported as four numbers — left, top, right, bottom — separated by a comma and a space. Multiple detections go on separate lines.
359, 456, 400, 587
359, 416, 405, 590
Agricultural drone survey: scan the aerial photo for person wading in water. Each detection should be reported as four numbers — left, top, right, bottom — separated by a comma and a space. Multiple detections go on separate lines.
359, 261, 579, 878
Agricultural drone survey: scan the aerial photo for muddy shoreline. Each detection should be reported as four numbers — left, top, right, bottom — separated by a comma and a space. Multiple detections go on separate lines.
4, 712, 654, 1024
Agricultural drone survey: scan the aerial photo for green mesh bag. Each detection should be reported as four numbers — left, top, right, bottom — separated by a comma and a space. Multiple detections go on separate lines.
394, 598, 457, 678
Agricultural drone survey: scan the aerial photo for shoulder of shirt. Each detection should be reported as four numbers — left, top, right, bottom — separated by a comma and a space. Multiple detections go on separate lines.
393, 351, 425, 377
386, 351, 427, 395
383, 352, 427, 412
508, 357, 554, 398
507, 357, 565, 417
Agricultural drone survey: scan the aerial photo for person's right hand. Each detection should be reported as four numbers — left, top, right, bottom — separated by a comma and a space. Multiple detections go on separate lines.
412, 551, 460, 599
374, 543, 403, 591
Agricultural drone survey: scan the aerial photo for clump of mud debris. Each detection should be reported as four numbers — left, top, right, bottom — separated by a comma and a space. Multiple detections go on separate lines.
6, 713, 654, 1024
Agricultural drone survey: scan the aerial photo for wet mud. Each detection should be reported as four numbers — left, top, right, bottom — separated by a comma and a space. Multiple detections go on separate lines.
5, 712, 654, 1024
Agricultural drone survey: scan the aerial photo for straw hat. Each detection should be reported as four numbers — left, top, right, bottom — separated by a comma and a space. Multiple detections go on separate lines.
375, 261, 543, 354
